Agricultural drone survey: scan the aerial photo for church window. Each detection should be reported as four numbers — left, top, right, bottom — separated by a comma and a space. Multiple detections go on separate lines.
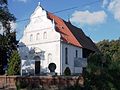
65, 47, 68, 64
0, 25, 1, 30
48, 53, 52, 62
36, 33, 40, 40
43, 32, 47, 39
0, 22, 2, 30
30, 34, 33, 41
76, 50, 78, 58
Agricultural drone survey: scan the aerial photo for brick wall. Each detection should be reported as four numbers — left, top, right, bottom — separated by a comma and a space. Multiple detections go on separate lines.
0, 75, 84, 90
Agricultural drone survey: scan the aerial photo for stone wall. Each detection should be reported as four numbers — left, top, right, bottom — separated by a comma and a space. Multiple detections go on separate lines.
0, 75, 83, 90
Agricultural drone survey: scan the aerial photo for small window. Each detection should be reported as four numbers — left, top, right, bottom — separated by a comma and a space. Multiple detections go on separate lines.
48, 53, 52, 62
76, 50, 78, 58
65, 47, 68, 64
0, 23, 2, 30
43, 32, 47, 39
36, 33, 40, 40
0, 25, 1, 30
30, 34, 33, 41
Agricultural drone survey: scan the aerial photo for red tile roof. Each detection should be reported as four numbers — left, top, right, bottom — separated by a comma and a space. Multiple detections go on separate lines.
47, 12, 82, 47
47, 12, 98, 51
65, 21, 98, 51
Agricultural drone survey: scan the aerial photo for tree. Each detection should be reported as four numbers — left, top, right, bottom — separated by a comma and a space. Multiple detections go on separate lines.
0, 0, 16, 74
83, 53, 116, 90
0, 35, 7, 74
108, 60, 120, 89
82, 39, 120, 90
97, 39, 120, 61
7, 50, 20, 75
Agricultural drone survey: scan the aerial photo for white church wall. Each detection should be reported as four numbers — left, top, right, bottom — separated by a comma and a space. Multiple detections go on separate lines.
61, 42, 83, 75
19, 40, 61, 75
26, 41, 61, 74
19, 4, 61, 75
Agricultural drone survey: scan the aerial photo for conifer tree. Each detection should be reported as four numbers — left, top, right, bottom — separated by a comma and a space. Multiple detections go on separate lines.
7, 50, 20, 75
0, 0, 16, 74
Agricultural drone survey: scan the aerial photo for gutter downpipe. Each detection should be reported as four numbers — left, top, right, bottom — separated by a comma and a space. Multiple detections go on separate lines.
60, 39, 62, 75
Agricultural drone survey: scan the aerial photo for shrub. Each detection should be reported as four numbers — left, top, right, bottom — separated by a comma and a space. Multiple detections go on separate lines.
48, 63, 56, 72
7, 50, 20, 75
64, 67, 71, 76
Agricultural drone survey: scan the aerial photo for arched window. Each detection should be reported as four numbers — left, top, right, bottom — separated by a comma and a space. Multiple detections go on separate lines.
0, 25, 1, 30
76, 50, 78, 58
36, 33, 40, 40
30, 34, 33, 42
48, 53, 52, 62
65, 47, 68, 64
43, 32, 47, 39
0, 22, 2, 30
34, 56, 40, 61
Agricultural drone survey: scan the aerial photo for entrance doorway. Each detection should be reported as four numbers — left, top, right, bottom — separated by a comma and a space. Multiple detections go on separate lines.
34, 56, 41, 75
35, 61, 40, 75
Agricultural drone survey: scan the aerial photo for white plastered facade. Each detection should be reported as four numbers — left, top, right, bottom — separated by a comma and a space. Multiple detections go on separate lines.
18, 4, 86, 75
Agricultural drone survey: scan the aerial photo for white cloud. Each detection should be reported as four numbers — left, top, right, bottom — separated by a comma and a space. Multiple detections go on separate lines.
70, 10, 107, 25
108, 0, 120, 21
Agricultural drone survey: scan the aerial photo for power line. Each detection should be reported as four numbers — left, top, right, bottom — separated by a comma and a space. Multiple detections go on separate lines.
16, 0, 100, 23
53, 0, 100, 14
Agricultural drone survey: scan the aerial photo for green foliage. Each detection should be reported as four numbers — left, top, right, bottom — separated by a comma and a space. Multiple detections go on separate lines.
97, 39, 120, 61
64, 67, 71, 76
65, 85, 83, 90
83, 53, 115, 90
0, 0, 7, 5
108, 60, 120, 89
0, 0, 17, 74
83, 38, 120, 90
48, 63, 56, 72
7, 50, 20, 75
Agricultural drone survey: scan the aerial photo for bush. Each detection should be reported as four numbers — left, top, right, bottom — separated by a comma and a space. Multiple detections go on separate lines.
48, 63, 56, 72
7, 50, 20, 75
64, 67, 71, 76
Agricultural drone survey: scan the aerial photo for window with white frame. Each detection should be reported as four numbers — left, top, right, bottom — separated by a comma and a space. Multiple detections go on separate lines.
30, 34, 33, 41
48, 53, 52, 62
43, 32, 47, 39
36, 33, 40, 40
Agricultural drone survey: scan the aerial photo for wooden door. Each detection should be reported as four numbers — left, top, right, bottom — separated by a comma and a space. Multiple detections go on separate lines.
35, 61, 40, 75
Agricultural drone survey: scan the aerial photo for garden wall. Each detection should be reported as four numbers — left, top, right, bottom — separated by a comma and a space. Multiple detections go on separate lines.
0, 75, 84, 90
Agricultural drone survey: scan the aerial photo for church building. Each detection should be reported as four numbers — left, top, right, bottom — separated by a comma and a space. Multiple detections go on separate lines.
18, 2, 98, 75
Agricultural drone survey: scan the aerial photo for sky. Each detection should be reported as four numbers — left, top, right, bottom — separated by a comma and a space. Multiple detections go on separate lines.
7, 0, 120, 42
